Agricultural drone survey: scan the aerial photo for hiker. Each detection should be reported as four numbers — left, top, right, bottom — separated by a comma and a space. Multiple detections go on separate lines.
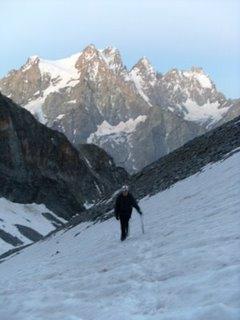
115, 185, 142, 241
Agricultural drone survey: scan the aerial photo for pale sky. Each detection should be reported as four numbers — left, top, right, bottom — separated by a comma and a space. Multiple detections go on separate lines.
1, 0, 239, 98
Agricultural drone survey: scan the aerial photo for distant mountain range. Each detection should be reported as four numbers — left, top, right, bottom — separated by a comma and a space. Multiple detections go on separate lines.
1, 44, 239, 172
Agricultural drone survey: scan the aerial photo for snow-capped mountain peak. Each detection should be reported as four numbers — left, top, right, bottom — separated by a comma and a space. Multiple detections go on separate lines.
0, 45, 239, 173
163, 67, 213, 90
131, 57, 156, 79
183, 67, 213, 89
158, 66, 232, 127
136, 56, 154, 70
100, 46, 124, 73
28, 55, 40, 64
21, 52, 81, 81
21, 55, 40, 72
39, 54, 81, 79
129, 57, 158, 105
80, 44, 99, 61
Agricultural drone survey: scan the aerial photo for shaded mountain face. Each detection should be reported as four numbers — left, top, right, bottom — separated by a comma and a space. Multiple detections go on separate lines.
0, 93, 128, 219
68, 115, 240, 225
130, 115, 240, 199
0, 45, 239, 172
77, 144, 128, 189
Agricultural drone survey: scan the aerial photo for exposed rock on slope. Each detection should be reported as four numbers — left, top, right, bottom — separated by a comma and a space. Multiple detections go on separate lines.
131, 116, 240, 199
77, 144, 128, 188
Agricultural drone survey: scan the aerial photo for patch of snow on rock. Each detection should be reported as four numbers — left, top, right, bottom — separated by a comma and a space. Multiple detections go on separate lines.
23, 96, 47, 124
183, 69, 212, 89
87, 115, 147, 142
38, 52, 81, 90
56, 114, 65, 120
183, 98, 229, 125
130, 69, 153, 105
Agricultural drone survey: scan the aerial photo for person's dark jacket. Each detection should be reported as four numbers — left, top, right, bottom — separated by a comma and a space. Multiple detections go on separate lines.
115, 192, 141, 219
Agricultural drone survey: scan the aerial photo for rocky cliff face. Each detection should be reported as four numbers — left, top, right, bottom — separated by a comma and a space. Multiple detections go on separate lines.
77, 144, 128, 189
0, 45, 239, 172
0, 93, 128, 219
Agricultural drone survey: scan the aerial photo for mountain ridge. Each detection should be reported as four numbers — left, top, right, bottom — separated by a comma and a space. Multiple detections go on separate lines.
1, 44, 239, 172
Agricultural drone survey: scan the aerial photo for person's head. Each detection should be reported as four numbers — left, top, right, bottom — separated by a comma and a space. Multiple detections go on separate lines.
122, 185, 129, 196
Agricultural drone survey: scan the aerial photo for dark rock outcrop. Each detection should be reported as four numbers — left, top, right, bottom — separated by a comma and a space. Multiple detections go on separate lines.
77, 143, 129, 187
15, 225, 43, 242
41, 212, 66, 228
0, 93, 128, 219
0, 229, 24, 246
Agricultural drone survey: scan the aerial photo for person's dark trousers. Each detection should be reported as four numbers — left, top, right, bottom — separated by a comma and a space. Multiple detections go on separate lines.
120, 213, 130, 241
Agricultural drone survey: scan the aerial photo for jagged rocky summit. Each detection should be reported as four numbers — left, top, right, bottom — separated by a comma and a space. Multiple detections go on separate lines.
0, 44, 239, 172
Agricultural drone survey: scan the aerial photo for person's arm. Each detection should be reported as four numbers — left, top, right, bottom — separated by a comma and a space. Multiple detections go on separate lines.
114, 196, 120, 219
130, 194, 142, 214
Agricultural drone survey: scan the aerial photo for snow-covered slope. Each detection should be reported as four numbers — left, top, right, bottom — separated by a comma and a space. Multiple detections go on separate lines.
0, 198, 66, 255
0, 150, 239, 319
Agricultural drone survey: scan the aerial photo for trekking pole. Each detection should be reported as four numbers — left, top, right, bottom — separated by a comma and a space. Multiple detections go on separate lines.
140, 214, 145, 234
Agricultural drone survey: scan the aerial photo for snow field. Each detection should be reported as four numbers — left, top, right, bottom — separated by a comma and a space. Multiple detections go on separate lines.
87, 115, 147, 143
0, 198, 66, 255
0, 151, 239, 320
